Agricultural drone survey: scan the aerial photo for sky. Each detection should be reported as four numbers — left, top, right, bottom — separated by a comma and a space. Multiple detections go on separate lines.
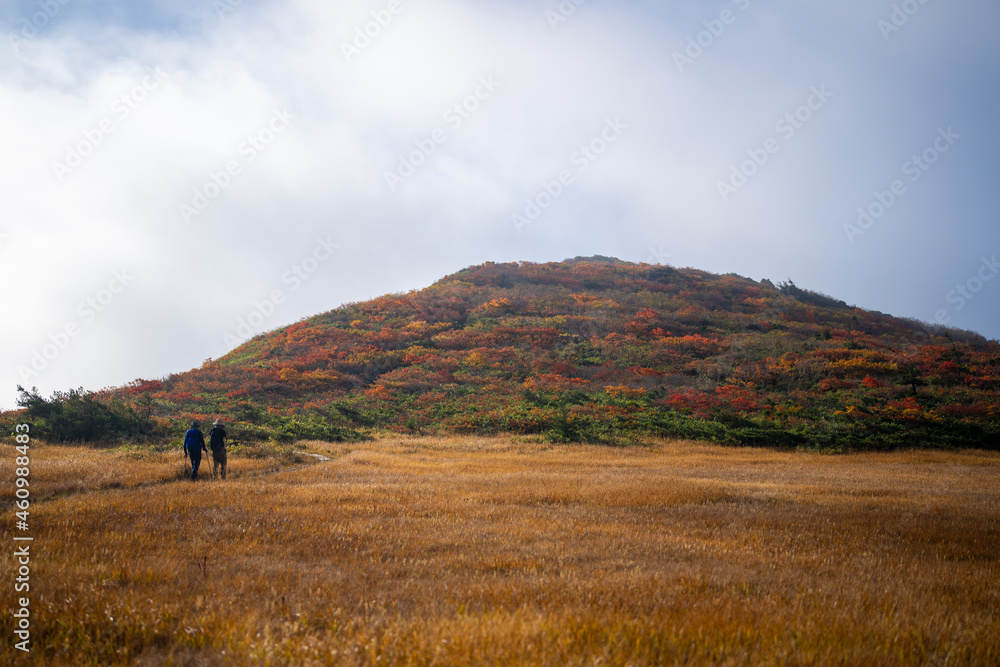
1, 0, 999, 411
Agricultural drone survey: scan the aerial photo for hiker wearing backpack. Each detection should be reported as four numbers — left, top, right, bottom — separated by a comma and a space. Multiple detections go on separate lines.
209, 418, 228, 480
183, 421, 208, 481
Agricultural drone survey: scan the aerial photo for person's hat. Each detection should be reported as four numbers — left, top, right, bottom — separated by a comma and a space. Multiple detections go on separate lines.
214, 418, 224, 426
191, 420, 200, 428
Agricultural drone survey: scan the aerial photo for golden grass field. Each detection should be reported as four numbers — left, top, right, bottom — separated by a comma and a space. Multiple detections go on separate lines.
2, 436, 999, 665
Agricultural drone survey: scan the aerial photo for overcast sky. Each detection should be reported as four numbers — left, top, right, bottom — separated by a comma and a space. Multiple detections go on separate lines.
2, 0, 999, 410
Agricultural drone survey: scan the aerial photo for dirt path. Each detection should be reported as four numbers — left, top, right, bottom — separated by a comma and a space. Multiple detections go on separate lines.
206, 450, 338, 481
19, 450, 339, 507
295, 451, 334, 462
261, 451, 335, 477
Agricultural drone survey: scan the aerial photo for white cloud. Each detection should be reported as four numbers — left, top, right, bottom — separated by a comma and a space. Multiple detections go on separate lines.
1, 0, 998, 409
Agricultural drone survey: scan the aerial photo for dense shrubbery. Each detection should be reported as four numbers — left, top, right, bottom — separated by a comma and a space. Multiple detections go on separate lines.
6, 259, 999, 450
13, 386, 157, 443
11, 386, 368, 445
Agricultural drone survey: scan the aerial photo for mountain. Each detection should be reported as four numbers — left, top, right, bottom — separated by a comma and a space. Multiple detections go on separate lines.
9, 258, 1000, 449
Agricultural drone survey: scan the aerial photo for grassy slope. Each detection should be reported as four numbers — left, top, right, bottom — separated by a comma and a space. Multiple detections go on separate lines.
2, 438, 998, 665
6, 259, 999, 449
144, 260, 1000, 449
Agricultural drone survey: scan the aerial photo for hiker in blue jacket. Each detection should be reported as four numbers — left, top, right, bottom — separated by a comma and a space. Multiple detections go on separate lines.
183, 421, 208, 481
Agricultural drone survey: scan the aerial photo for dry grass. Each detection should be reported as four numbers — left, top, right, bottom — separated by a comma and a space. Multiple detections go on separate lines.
2, 436, 999, 665
0, 442, 307, 499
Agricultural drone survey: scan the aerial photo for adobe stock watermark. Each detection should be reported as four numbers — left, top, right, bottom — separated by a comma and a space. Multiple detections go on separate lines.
716, 84, 833, 203
51, 69, 169, 183
223, 236, 339, 346
12, 423, 33, 654
17, 269, 135, 383
843, 126, 959, 244
933, 255, 998, 326
341, 0, 411, 64
179, 108, 294, 224
213, 0, 244, 21
646, 245, 673, 265
673, 0, 752, 74
546, 0, 587, 31
7, 0, 73, 57
511, 117, 628, 233
385, 76, 500, 191
878, 0, 934, 41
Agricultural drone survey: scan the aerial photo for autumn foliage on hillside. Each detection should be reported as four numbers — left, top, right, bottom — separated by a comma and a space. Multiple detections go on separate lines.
10, 259, 1000, 449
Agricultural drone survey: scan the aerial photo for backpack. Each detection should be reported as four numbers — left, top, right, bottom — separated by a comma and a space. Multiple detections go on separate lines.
209, 426, 227, 450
